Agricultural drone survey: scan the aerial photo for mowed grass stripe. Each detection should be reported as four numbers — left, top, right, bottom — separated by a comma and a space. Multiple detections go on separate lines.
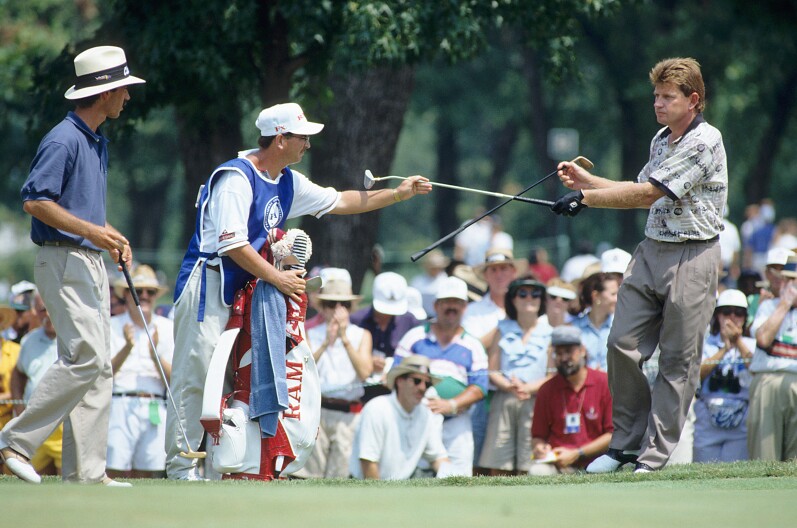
2, 462, 796, 528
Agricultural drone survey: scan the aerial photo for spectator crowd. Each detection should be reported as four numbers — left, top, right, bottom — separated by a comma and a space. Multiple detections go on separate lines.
4, 197, 797, 481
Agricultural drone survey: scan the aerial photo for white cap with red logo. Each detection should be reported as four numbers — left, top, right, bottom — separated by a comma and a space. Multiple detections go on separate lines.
255, 103, 324, 137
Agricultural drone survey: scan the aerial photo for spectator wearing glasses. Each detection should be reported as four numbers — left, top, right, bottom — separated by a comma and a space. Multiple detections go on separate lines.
693, 289, 753, 463
541, 278, 578, 328
107, 264, 173, 478
349, 354, 449, 479
571, 272, 620, 372
395, 276, 488, 476
300, 268, 373, 478
168, 102, 431, 480
478, 277, 553, 475
5, 281, 40, 344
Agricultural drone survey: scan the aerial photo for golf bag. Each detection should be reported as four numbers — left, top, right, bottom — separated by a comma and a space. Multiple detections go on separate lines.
200, 228, 321, 480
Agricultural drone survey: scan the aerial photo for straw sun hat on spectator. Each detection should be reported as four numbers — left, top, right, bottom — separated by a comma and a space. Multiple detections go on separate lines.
113, 264, 168, 299
385, 354, 441, 390
474, 248, 528, 280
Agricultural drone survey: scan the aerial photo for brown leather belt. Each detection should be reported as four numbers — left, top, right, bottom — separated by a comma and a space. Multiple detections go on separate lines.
321, 398, 363, 414
207, 264, 220, 272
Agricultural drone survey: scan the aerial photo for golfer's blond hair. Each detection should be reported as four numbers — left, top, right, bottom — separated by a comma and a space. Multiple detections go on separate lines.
649, 57, 706, 113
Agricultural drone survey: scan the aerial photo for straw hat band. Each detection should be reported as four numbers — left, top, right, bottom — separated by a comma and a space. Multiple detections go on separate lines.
75, 63, 132, 91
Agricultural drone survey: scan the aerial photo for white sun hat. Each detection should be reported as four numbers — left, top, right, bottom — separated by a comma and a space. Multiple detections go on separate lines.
64, 46, 146, 100
255, 103, 324, 137
716, 289, 747, 309
372, 272, 408, 316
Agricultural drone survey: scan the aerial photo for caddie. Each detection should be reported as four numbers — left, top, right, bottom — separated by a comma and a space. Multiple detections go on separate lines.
167, 102, 432, 480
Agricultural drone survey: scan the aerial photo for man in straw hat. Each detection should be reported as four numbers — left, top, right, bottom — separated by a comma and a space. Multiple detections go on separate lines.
296, 268, 372, 478
349, 354, 449, 480
167, 102, 431, 480
1, 46, 145, 486
107, 265, 173, 479
395, 276, 488, 476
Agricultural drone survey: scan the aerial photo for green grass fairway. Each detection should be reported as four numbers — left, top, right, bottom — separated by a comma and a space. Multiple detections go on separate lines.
3, 461, 796, 528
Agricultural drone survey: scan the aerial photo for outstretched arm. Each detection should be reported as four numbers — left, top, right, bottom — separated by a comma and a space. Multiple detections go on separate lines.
331, 175, 432, 214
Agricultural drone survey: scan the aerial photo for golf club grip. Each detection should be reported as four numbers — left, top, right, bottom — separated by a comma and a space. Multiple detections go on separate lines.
514, 196, 555, 206
120, 260, 141, 306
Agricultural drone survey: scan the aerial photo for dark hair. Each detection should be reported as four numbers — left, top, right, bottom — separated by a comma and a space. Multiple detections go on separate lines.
257, 135, 277, 149
74, 93, 102, 108
710, 306, 750, 336
505, 274, 546, 320
579, 272, 619, 308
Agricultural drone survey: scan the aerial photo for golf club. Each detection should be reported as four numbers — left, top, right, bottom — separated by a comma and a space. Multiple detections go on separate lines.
364, 170, 554, 207
119, 259, 206, 459
410, 156, 594, 262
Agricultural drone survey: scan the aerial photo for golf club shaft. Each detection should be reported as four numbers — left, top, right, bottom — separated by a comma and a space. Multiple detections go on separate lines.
372, 174, 552, 205
410, 168, 559, 262
120, 260, 201, 455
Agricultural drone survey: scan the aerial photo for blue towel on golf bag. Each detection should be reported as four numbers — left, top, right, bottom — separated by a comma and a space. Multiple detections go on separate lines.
249, 280, 288, 438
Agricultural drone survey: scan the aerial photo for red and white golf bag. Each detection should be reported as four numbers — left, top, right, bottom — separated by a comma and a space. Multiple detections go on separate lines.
200, 228, 321, 480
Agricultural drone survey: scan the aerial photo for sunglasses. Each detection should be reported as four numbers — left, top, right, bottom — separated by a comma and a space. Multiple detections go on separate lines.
515, 289, 543, 299
405, 376, 430, 387
548, 295, 568, 301
321, 300, 351, 309
718, 307, 746, 318
135, 288, 158, 297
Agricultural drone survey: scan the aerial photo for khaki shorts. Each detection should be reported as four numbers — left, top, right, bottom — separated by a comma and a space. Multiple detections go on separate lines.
478, 391, 534, 472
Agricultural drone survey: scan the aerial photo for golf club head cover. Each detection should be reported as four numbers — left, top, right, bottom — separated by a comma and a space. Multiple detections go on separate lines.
552, 190, 588, 217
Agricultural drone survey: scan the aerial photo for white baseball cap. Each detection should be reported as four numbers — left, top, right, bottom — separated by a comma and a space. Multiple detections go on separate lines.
716, 289, 747, 309
372, 272, 408, 316
766, 247, 795, 267
435, 276, 469, 302
601, 248, 632, 274
255, 103, 324, 137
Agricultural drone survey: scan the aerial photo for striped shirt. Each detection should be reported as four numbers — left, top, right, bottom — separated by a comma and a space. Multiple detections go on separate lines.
395, 324, 488, 397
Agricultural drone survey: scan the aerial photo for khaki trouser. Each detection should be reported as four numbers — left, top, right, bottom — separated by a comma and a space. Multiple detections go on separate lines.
607, 238, 719, 469
1, 245, 112, 483
166, 266, 230, 479
747, 371, 797, 461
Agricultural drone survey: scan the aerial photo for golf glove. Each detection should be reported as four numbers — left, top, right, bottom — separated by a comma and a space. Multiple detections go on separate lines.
552, 190, 588, 217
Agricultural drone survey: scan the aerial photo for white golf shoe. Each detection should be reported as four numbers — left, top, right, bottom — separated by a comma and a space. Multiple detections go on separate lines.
0, 447, 42, 484
102, 476, 133, 487
586, 448, 640, 474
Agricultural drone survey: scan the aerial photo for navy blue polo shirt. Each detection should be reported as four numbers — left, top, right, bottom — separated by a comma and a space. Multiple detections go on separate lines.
350, 307, 420, 358
20, 112, 108, 250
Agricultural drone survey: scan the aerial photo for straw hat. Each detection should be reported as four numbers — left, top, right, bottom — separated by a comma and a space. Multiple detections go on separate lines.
474, 248, 528, 280
316, 268, 362, 302
64, 46, 145, 100
113, 264, 168, 298
0, 304, 16, 332
385, 354, 441, 390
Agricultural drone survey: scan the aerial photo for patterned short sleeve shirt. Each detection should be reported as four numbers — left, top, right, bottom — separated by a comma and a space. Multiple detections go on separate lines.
640, 115, 728, 242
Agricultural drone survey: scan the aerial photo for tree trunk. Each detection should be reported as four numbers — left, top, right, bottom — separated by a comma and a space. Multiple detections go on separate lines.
435, 116, 460, 249
175, 107, 244, 247
746, 64, 797, 202
304, 66, 416, 292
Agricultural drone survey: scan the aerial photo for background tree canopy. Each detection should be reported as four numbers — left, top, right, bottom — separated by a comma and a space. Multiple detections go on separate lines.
1, 0, 796, 292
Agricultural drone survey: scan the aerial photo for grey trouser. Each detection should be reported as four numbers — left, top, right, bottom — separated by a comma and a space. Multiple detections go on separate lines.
607, 237, 719, 469
1, 245, 112, 483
